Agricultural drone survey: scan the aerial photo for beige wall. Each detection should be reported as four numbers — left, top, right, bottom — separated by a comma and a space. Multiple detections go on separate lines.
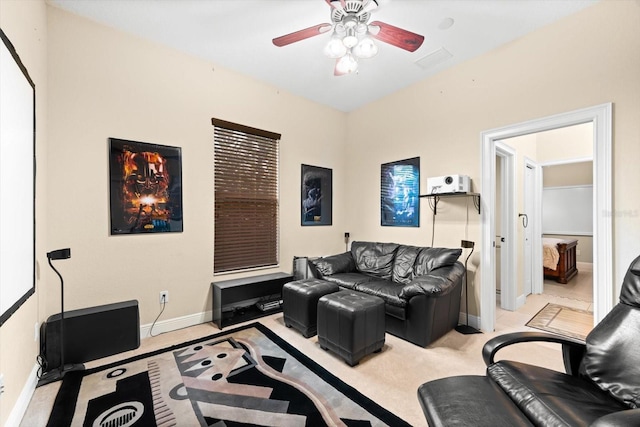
346, 0, 640, 317
0, 1, 48, 425
543, 161, 592, 187
537, 122, 593, 163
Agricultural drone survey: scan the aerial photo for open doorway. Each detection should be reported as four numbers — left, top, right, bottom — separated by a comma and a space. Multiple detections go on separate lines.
497, 125, 594, 330
480, 103, 612, 332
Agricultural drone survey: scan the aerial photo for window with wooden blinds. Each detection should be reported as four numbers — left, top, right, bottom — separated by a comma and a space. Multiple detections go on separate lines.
212, 118, 281, 273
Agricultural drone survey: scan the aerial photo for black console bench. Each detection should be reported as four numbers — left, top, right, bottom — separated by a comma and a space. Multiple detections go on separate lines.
211, 272, 293, 329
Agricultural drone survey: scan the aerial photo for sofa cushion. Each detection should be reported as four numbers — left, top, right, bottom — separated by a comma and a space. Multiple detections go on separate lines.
351, 241, 399, 280
392, 245, 424, 284
414, 247, 462, 276
384, 303, 406, 321
322, 273, 374, 290
354, 279, 406, 307
310, 252, 356, 277
488, 361, 627, 426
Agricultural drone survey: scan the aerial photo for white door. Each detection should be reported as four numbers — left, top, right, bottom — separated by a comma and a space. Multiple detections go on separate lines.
499, 155, 509, 308
495, 155, 503, 299
523, 164, 534, 296
496, 142, 516, 311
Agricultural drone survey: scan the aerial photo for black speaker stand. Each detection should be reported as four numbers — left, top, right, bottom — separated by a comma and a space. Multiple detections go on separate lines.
37, 363, 85, 387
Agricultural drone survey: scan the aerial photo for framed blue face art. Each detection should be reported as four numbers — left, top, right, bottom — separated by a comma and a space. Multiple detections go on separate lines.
381, 157, 420, 227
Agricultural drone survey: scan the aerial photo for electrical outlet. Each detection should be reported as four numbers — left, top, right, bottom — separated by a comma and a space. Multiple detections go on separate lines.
159, 291, 169, 304
0, 373, 4, 399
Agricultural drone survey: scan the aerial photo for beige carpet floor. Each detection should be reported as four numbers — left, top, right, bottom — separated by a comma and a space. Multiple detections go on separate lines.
542, 262, 594, 304
21, 264, 594, 427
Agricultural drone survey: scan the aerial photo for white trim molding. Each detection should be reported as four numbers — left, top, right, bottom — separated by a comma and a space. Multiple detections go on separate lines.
140, 310, 213, 339
5, 365, 39, 427
480, 103, 613, 332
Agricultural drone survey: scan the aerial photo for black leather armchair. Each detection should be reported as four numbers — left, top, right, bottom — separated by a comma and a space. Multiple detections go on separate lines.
418, 254, 640, 427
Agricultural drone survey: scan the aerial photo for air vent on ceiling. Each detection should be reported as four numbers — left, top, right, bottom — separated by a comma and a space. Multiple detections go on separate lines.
415, 47, 453, 70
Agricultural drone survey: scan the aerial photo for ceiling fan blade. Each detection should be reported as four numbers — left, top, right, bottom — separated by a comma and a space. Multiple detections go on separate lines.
369, 21, 424, 52
272, 23, 333, 47
325, 0, 344, 10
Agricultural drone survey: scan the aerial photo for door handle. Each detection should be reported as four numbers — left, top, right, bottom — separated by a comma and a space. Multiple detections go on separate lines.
518, 213, 528, 228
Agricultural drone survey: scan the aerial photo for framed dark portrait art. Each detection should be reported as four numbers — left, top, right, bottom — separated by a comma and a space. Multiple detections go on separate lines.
301, 164, 332, 226
381, 156, 420, 227
109, 138, 183, 234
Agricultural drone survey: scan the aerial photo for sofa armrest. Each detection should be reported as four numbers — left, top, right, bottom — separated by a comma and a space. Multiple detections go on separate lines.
399, 262, 464, 299
309, 252, 356, 278
483, 331, 586, 375
590, 409, 640, 427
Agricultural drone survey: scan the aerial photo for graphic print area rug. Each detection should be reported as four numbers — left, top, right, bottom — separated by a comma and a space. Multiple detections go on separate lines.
46, 322, 409, 426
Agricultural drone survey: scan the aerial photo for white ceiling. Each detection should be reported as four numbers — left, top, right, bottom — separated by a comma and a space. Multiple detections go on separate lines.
47, 0, 599, 112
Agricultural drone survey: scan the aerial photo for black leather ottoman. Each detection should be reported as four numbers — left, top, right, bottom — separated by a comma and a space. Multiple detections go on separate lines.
418, 375, 534, 426
317, 291, 385, 366
282, 278, 339, 338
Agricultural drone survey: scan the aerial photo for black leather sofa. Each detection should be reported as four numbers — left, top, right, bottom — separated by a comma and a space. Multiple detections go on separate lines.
418, 254, 640, 427
309, 241, 464, 347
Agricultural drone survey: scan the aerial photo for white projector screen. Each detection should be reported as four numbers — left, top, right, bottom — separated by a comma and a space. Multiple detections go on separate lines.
0, 28, 36, 327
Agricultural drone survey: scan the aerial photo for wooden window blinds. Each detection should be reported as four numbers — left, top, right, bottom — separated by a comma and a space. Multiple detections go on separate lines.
212, 118, 281, 273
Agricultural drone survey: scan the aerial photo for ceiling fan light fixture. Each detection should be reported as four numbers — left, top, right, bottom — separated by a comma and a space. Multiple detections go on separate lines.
272, 0, 423, 76
342, 28, 359, 48
353, 36, 378, 58
324, 36, 348, 58
336, 51, 358, 74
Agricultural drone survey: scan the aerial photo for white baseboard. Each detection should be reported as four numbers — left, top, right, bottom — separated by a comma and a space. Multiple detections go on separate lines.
458, 311, 481, 330
516, 294, 527, 309
140, 310, 212, 339
577, 261, 593, 272
6, 364, 39, 427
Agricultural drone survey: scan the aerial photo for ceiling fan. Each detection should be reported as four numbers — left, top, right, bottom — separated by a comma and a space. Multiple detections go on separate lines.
272, 0, 424, 76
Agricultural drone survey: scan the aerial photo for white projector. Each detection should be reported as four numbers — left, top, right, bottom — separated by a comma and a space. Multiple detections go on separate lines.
426, 175, 471, 194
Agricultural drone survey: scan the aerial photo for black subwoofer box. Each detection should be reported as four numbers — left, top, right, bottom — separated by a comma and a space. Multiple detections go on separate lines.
41, 300, 140, 370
